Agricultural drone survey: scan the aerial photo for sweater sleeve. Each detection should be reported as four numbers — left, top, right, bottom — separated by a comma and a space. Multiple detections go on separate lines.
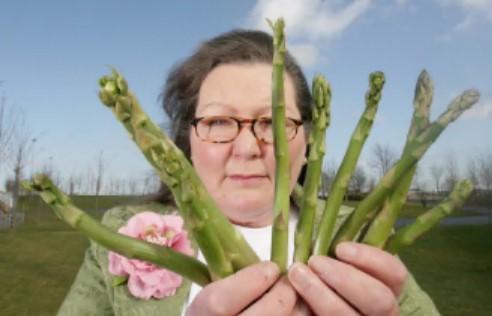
57, 204, 191, 316
332, 205, 441, 315
399, 273, 440, 315
57, 244, 114, 316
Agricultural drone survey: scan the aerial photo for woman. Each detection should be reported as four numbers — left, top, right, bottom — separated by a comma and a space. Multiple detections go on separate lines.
58, 30, 440, 315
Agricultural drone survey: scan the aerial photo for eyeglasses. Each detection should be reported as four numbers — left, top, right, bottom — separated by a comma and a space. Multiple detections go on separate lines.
190, 116, 303, 144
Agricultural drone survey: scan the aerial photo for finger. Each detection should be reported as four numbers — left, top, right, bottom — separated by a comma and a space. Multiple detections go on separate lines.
292, 300, 314, 316
240, 277, 297, 316
335, 242, 408, 296
187, 261, 280, 316
309, 256, 399, 316
288, 263, 359, 316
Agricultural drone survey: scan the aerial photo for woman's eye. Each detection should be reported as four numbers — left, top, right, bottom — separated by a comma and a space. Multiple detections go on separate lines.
259, 118, 273, 126
207, 117, 231, 127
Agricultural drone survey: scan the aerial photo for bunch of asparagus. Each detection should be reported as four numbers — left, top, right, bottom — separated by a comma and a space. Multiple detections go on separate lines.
23, 18, 478, 286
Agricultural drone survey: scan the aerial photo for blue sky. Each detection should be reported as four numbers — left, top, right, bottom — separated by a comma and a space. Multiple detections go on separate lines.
1, 0, 491, 191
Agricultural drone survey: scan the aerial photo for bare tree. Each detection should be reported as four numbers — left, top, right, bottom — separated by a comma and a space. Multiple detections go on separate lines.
127, 178, 138, 195
319, 159, 338, 198
0, 88, 21, 173
370, 143, 397, 179
141, 170, 160, 195
66, 173, 83, 195
349, 165, 367, 195
366, 177, 376, 192
478, 152, 492, 191
94, 151, 106, 210
411, 164, 428, 207
466, 158, 480, 188
429, 164, 444, 193
443, 153, 460, 192
83, 165, 96, 195
6, 127, 37, 227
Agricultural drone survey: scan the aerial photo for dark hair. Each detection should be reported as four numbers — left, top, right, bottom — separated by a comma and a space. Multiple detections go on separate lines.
155, 29, 312, 204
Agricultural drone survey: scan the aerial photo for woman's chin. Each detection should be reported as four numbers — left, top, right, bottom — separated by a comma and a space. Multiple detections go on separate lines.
219, 198, 273, 226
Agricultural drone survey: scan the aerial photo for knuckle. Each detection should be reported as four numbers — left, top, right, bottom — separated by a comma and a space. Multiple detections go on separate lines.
205, 292, 228, 316
191, 289, 228, 316
393, 262, 408, 285
374, 294, 398, 316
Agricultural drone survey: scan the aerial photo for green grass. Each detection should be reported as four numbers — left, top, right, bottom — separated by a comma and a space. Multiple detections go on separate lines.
1, 197, 491, 315
343, 200, 484, 218
0, 221, 89, 316
0, 195, 142, 316
400, 225, 492, 316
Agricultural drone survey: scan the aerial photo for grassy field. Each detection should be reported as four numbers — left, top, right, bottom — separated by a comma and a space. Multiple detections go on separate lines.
343, 200, 485, 218
399, 225, 492, 315
1, 197, 491, 315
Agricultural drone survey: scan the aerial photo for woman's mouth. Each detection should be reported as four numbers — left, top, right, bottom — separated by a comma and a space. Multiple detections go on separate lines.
228, 174, 267, 185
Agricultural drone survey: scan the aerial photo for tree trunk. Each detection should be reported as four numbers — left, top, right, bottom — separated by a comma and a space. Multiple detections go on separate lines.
10, 166, 20, 228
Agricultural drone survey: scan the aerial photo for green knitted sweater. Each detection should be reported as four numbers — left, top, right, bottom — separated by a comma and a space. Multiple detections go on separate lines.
57, 202, 440, 316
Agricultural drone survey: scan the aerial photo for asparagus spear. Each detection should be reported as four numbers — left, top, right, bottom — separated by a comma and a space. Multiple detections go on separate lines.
99, 71, 259, 277
22, 174, 212, 286
294, 74, 331, 263
331, 89, 480, 251
385, 179, 474, 254
268, 18, 291, 272
363, 70, 433, 247
312, 72, 385, 256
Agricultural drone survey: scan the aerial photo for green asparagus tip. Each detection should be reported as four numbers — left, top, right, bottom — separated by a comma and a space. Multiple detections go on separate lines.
413, 69, 433, 110
369, 71, 385, 89
267, 17, 285, 32
417, 69, 430, 83
313, 74, 330, 107
98, 76, 110, 87
98, 68, 129, 107
32, 173, 51, 188
448, 89, 480, 120
98, 90, 115, 107
366, 72, 385, 105
116, 75, 128, 95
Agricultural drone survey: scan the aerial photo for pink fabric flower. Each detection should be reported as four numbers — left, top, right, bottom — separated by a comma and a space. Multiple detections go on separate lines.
108, 212, 194, 299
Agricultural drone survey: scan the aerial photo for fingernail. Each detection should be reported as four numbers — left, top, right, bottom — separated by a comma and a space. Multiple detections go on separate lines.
336, 242, 357, 259
262, 261, 280, 279
288, 263, 310, 287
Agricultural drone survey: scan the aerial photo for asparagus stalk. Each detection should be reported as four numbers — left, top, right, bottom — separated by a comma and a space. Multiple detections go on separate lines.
362, 70, 433, 247
313, 72, 385, 256
22, 174, 212, 286
330, 89, 480, 251
99, 71, 259, 277
294, 74, 331, 263
268, 18, 291, 272
385, 179, 474, 254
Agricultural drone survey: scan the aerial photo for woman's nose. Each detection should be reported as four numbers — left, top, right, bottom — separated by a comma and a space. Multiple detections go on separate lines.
231, 124, 262, 158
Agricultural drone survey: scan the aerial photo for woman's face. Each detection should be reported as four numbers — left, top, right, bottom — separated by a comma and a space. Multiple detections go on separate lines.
190, 63, 307, 227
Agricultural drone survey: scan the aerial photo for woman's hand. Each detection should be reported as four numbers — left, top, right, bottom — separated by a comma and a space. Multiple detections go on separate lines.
288, 242, 408, 316
186, 261, 302, 316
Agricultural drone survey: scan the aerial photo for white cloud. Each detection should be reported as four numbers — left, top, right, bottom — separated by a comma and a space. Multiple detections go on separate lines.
438, 0, 492, 15
437, 0, 492, 31
245, 0, 373, 67
288, 43, 320, 68
434, 0, 492, 40
461, 99, 492, 120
